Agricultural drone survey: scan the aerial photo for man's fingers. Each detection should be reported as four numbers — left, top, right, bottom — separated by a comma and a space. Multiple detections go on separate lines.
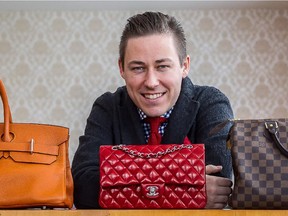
206, 164, 222, 175
217, 185, 233, 195
205, 165, 233, 209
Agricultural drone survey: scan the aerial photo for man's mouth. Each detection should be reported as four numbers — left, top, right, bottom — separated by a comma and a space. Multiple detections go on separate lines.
143, 93, 164, 100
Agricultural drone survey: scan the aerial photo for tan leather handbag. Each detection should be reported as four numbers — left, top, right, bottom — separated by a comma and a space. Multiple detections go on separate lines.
0, 80, 73, 209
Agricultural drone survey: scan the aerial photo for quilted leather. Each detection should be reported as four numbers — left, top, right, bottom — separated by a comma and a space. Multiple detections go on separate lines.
99, 144, 206, 209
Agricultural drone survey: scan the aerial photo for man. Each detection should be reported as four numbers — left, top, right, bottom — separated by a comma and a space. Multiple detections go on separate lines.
72, 11, 233, 209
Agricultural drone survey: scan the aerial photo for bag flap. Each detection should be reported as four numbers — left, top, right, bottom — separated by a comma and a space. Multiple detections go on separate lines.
0, 151, 57, 164
0, 123, 69, 164
100, 144, 205, 188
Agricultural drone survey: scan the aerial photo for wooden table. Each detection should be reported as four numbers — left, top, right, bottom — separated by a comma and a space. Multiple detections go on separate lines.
0, 210, 287, 216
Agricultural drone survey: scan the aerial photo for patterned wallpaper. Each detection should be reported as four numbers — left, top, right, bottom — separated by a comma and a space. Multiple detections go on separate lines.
1, 8, 288, 160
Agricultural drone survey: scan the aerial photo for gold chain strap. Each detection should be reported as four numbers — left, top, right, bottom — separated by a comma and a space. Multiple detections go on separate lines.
112, 144, 193, 158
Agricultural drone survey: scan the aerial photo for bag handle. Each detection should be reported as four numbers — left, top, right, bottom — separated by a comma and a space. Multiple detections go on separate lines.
265, 120, 288, 158
0, 79, 13, 142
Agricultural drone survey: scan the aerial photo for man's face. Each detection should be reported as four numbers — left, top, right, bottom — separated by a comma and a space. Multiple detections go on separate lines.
119, 34, 190, 117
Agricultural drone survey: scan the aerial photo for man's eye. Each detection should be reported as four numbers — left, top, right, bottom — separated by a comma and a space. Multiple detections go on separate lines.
158, 65, 170, 70
131, 67, 145, 72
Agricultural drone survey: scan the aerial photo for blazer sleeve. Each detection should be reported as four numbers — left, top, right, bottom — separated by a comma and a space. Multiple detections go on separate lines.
194, 86, 234, 178
72, 93, 115, 209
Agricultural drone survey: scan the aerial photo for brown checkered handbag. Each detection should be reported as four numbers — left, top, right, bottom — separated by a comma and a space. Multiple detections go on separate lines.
228, 119, 288, 209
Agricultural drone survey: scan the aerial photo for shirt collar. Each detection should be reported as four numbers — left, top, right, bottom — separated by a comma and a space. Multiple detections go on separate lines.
138, 107, 174, 121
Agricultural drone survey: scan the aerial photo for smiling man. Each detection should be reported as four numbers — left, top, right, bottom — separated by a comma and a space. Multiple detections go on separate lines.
120, 34, 188, 117
72, 11, 234, 209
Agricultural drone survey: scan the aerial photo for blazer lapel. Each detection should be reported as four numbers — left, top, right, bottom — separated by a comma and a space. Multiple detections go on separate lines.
162, 99, 199, 144
162, 78, 199, 144
118, 95, 146, 144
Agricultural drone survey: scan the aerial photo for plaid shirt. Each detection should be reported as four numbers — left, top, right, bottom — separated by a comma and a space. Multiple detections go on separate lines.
138, 107, 174, 143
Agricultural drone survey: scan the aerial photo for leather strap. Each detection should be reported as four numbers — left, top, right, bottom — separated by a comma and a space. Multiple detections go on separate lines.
0, 80, 13, 142
0, 142, 59, 156
265, 120, 288, 158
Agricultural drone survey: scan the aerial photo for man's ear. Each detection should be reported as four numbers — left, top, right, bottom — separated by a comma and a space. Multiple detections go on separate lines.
118, 59, 125, 78
182, 55, 190, 78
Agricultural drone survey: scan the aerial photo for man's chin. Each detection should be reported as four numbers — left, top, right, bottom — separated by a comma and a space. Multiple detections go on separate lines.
142, 108, 167, 117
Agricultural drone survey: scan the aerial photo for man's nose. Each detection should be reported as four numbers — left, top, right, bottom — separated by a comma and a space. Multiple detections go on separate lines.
144, 70, 159, 88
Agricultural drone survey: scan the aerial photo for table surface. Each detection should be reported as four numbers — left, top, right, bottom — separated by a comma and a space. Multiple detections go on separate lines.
0, 209, 288, 216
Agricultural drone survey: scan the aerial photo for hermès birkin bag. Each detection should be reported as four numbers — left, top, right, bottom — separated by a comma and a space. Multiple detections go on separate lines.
99, 144, 206, 209
228, 119, 288, 209
0, 80, 73, 209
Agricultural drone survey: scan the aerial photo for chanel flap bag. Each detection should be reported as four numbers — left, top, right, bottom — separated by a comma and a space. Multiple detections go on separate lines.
99, 144, 206, 209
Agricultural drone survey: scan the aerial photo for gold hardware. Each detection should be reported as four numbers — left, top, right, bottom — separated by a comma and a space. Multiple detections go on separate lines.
265, 121, 278, 129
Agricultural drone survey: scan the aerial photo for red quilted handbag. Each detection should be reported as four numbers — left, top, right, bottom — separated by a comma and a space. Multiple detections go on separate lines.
99, 144, 206, 209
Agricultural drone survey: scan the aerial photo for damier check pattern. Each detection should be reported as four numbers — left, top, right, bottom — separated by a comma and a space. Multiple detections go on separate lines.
229, 119, 288, 209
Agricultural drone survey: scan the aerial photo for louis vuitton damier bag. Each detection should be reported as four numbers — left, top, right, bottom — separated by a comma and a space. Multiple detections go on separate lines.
228, 118, 288, 209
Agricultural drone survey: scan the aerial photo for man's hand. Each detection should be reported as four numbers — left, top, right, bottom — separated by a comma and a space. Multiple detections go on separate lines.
205, 165, 233, 209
